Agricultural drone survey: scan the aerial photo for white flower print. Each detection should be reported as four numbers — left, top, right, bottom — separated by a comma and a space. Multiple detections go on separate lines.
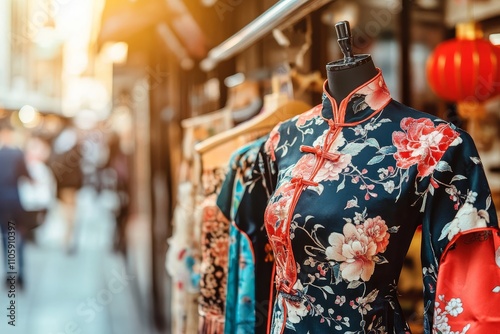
353, 212, 365, 225
433, 297, 470, 334
445, 185, 460, 202
377, 166, 395, 180
433, 308, 452, 334
365, 123, 376, 131
312, 129, 346, 151
439, 199, 490, 241
335, 295, 346, 306
383, 180, 395, 194
353, 125, 367, 136
450, 135, 463, 146
445, 298, 463, 317
344, 196, 359, 209
465, 191, 477, 203
286, 299, 309, 324
355, 289, 378, 315
285, 282, 309, 324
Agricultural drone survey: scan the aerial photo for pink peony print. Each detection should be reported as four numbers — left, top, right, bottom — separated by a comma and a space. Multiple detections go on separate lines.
341, 254, 376, 283
291, 154, 316, 180
325, 231, 347, 262
265, 196, 290, 233
314, 154, 351, 183
357, 76, 391, 110
392, 117, 460, 177
325, 216, 393, 282
362, 216, 390, 253
291, 150, 351, 183
265, 183, 295, 233
326, 223, 378, 282
296, 105, 321, 127
265, 125, 281, 161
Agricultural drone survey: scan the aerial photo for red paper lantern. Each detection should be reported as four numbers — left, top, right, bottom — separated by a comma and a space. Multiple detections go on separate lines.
427, 22, 500, 103
496, 45, 500, 95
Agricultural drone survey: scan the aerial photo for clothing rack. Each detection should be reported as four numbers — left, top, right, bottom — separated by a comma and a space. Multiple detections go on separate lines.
200, 0, 333, 72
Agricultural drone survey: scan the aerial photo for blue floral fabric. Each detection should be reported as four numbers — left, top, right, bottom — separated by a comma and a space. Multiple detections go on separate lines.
257, 70, 498, 333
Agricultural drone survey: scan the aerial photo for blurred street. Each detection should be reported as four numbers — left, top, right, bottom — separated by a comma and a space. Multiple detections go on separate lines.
0, 186, 152, 334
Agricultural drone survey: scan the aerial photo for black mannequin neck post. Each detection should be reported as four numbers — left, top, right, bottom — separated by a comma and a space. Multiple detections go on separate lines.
326, 55, 378, 103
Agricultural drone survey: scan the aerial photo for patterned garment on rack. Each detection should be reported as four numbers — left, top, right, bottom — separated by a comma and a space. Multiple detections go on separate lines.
256, 69, 498, 333
216, 136, 275, 334
166, 181, 201, 334
198, 167, 230, 334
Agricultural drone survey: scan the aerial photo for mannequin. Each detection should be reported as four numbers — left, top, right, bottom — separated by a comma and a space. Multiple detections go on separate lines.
326, 21, 378, 103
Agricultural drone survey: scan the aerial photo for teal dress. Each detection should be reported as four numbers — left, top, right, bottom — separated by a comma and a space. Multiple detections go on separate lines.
217, 137, 274, 334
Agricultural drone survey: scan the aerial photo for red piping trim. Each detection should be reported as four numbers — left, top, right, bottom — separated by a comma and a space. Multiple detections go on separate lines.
266, 263, 276, 334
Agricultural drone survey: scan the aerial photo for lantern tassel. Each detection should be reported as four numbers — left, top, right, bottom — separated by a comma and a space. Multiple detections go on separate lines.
457, 101, 486, 140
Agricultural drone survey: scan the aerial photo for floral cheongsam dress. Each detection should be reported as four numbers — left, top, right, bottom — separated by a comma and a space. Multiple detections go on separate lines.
259, 69, 498, 333
217, 137, 275, 334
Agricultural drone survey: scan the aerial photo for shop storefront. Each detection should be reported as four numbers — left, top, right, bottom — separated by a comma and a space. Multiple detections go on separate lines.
95, 1, 500, 333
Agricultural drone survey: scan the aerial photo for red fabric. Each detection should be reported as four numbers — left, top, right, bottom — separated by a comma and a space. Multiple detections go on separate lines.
433, 227, 500, 333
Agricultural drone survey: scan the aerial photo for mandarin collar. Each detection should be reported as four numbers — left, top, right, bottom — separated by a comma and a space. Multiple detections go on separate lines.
321, 69, 392, 125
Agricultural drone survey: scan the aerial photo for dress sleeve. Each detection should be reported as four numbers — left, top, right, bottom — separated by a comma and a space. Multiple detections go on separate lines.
256, 126, 280, 195
420, 129, 499, 331
250, 138, 279, 333
216, 159, 238, 221
214, 145, 247, 334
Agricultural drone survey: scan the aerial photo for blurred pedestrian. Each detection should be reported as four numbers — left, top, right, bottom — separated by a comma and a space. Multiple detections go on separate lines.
49, 124, 83, 254
0, 121, 31, 289
18, 134, 57, 234
101, 132, 130, 255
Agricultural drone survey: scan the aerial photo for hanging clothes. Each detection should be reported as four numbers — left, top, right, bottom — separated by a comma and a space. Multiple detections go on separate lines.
255, 69, 498, 333
195, 97, 311, 334
167, 107, 234, 334
216, 136, 275, 334
166, 181, 201, 334
198, 167, 230, 334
